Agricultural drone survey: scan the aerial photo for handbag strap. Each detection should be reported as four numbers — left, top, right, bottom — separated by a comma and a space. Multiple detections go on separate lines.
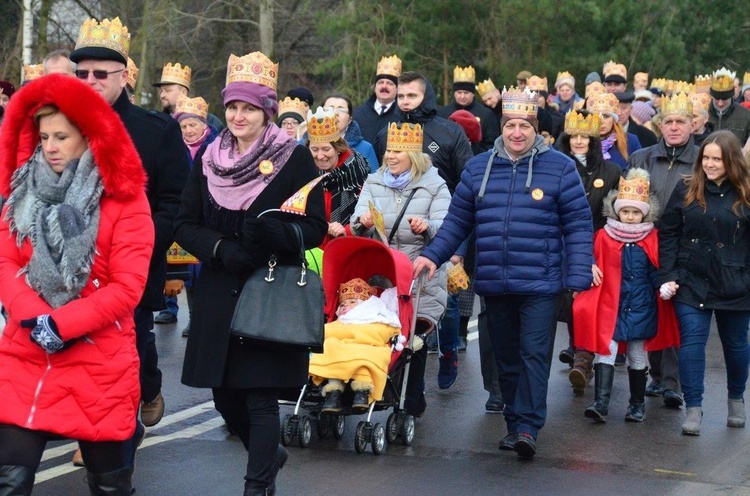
388, 188, 418, 245
290, 222, 305, 263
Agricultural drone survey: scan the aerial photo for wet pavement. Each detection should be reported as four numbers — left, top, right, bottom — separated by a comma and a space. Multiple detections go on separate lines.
23, 295, 750, 495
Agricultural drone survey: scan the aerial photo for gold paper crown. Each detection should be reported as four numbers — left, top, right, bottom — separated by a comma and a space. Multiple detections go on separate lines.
501, 87, 538, 119
651, 77, 667, 90
476, 78, 497, 97
555, 71, 575, 88
306, 107, 340, 143
126, 57, 139, 89
667, 80, 694, 95
689, 92, 711, 113
277, 97, 306, 120
586, 92, 619, 116
711, 67, 736, 92
527, 76, 548, 92
174, 95, 208, 120
23, 64, 44, 82
75, 17, 130, 61
159, 62, 191, 89
603, 60, 627, 80
694, 74, 711, 93
338, 278, 376, 303
564, 111, 602, 137
453, 65, 476, 84
617, 174, 650, 204
744, 72, 750, 87
376, 55, 402, 78
661, 92, 693, 117
226, 52, 278, 90
386, 123, 424, 153
634, 72, 649, 84
585, 81, 605, 99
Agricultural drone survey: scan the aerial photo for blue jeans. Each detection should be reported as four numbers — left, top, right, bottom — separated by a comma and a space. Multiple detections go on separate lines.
437, 293, 460, 354
675, 302, 750, 408
164, 295, 178, 316
484, 294, 557, 438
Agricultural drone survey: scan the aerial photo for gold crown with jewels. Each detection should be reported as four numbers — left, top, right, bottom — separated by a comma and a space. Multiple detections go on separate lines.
585, 81, 605, 99
159, 62, 191, 89
476, 78, 497, 97
306, 107, 341, 143
453, 65, 476, 84
586, 92, 619, 116
618, 174, 650, 204
387, 122, 424, 152
75, 17, 130, 61
689, 92, 711, 113
661, 92, 693, 117
501, 86, 538, 119
175, 95, 208, 120
564, 110, 602, 137
127, 57, 139, 89
527, 76, 548, 92
603, 60, 627, 80
277, 97, 306, 119
23, 64, 44, 83
226, 52, 278, 90
376, 55, 402, 77
338, 278, 376, 303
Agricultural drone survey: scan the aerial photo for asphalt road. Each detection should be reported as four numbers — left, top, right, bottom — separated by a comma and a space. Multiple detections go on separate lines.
14, 295, 750, 496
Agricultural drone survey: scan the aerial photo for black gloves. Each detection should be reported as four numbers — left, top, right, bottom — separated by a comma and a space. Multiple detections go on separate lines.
216, 239, 256, 272
21, 315, 64, 354
243, 216, 295, 252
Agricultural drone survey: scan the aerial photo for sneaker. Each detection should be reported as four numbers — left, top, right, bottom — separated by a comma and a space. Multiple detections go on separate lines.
663, 389, 684, 409
426, 332, 438, 354
498, 431, 516, 451
645, 381, 664, 397
457, 336, 468, 353
140, 392, 165, 427
513, 432, 536, 458
437, 349, 458, 389
485, 393, 503, 413
154, 311, 177, 325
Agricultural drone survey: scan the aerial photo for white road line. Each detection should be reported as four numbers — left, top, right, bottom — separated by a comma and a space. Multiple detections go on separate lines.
36, 416, 224, 483
41, 400, 215, 462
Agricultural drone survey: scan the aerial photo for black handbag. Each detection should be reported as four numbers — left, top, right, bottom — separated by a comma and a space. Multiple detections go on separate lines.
229, 223, 325, 353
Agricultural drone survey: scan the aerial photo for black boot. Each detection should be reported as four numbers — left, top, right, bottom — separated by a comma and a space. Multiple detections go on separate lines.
351, 390, 370, 412
244, 445, 287, 496
86, 467, 134, 495
320, 390, 342, 413
625, 367, 647, 422
584, 363, 615, 423
0, 465, 35, 496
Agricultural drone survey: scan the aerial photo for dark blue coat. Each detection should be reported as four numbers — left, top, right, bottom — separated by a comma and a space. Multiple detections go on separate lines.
607, 132, 641, 171
613, 243, 658, 342
421, 135, 594, 296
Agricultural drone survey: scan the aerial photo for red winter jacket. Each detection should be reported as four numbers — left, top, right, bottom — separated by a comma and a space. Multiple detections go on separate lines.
0, 75, 154, 441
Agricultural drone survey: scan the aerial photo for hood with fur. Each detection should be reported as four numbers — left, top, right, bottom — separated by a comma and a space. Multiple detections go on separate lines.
0, 74, 145, 200
602, 168, 660, 224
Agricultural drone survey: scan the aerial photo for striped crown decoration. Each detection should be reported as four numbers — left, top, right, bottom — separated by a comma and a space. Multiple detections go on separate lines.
501, 86, 538, 120
386, 123, 424, 152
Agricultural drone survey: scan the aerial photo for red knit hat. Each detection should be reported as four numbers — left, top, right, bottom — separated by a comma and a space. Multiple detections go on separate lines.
449, 109, 482, 144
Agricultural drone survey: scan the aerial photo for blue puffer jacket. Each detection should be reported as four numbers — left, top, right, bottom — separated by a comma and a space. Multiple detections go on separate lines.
612, 243, 658, 342
421, 135, 594, 295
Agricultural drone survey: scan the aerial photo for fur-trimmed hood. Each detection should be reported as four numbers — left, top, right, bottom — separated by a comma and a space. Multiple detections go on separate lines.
602, 168, 660, 224
0, 74, 145, 200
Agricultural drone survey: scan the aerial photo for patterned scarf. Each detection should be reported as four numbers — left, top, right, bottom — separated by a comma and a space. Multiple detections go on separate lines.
320, 150, 370, 224
604, 217, 654, 243
600, 133, 617, 161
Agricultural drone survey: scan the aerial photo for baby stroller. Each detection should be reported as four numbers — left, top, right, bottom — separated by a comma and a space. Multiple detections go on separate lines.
280, 236, 425, 455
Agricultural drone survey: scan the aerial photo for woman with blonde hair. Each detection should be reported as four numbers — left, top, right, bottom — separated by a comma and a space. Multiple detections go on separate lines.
587, 92, 641, 171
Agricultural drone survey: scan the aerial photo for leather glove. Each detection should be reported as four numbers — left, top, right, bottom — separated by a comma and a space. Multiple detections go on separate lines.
216, 239, 255, 272
21, 315, 64, 354
243, 216, 294, 251
164, 279, 185, 297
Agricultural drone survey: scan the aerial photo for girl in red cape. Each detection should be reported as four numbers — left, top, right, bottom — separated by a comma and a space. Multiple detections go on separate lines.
573, 168, 678, 423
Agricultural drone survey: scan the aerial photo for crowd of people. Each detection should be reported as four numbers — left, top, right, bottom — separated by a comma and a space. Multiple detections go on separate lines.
1, 13, 750, 496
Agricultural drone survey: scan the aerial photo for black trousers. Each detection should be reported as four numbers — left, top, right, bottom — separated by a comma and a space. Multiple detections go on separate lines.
134, 306, 162, 403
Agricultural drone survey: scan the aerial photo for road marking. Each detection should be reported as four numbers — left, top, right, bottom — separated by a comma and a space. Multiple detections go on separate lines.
36, 415, 224, 483
654, 468, 696, 477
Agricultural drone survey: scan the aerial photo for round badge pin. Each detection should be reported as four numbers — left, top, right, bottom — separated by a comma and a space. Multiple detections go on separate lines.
593, 178, 604, 188
531, 188, 544, 200
259, 160, 274, 175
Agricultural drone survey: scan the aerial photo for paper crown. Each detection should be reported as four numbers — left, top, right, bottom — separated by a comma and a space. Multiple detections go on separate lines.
306, 107, 340, 143
711, 67, 736, 93
158, 62, 191, 89
744, 72, 750, 87
338, 278, 376, 303
376, 55, 402, 77
689, 92, 711, 113
603, 60, 627, 80
453, 65, 476, 84
174, 95, 208, 120
75, 17, 130, 61
226, 52, 278, 90
585, 81, 605, 99
564, 111, 602, 137
126, 57, 139, 89
694, 74, 711, 94
587, 92, 619, 116
387, 122, 424, 152
476, 78, 497, 97
617, 172, 650, 204
527, 76, 548, 92
555, 71, 575, 89
667, 80, 694, 95
277, 97, 306, 120
650, 77, 667, 90
634, 72, 649, 85
501, 87, 538, 120
661, 92, 693, 117
23, 64, 44, 83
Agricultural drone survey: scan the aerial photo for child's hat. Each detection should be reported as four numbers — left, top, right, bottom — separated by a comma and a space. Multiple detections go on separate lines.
615, 168, 651, 216
339, 278, 376, 303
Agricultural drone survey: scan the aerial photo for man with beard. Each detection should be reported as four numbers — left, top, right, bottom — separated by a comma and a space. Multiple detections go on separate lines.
353, 55, 402, 147
153, 62, 224, 131
438, 65, 499, 152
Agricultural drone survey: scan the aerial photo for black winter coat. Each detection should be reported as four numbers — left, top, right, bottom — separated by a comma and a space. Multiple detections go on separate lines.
437, 100, 500, 153
658, 180, 750, 310
174, 144, 327, 390
113, 91, 190, 310
352, 94, 399, 145
627, 119, 658, 148
572, 156, 621, 230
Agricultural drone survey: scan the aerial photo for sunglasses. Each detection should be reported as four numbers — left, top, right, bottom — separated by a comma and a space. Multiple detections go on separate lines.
74, 68, 125, 80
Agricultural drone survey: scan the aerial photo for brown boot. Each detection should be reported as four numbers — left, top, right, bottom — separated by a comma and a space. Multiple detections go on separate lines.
568, 350, 594, 395
72, 447, 85, 467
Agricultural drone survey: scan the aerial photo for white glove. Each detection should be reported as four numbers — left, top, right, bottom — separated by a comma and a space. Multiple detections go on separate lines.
660, 283, 675, 300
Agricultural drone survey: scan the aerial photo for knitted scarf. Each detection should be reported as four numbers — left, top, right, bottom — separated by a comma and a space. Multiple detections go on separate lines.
601, 133, 617, 161
4, 148, 103, 308
383, 169, 412, 191
320, 150, 370, 224
603, 217, 654, 243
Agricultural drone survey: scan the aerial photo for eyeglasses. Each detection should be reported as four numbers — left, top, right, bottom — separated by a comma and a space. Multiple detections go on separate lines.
74, 68, 125, 80
281, 120, 300, 128
323, 106, 349, 115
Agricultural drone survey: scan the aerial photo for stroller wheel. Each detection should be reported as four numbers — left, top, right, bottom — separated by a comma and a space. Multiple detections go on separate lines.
354, 421, 368, 454
400, 415, 415, 446
331, 415, 345, 440
280, 414, 295, 447
316, 415, 330, 439
371, 424, 386, 455
385, 413, 399, 444
297, 415, 312, 448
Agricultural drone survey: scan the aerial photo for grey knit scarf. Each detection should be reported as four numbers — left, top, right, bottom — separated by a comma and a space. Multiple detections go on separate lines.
4, 147, 103, 308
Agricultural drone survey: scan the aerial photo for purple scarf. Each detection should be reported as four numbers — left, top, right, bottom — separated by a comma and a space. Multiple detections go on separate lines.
202, 122, 297, 210
601, 133, 617, 161
604, 218, 654, 243
185, 127, 210, 160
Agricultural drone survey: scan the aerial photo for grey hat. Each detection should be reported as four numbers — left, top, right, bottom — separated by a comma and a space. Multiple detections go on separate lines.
585, 72, 601, 85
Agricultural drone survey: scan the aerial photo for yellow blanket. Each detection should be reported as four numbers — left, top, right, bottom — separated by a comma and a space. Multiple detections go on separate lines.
309, 321, 400, 401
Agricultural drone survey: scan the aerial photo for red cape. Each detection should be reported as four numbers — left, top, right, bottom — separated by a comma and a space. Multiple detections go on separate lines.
573, 228, 679, 355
